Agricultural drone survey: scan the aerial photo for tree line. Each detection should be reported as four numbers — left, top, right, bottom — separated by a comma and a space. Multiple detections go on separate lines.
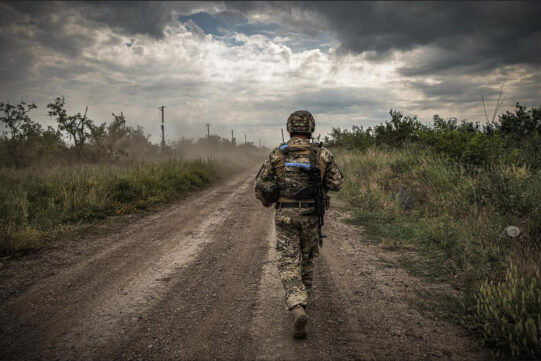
0, 98, 258, 167
325, 103, 541, 171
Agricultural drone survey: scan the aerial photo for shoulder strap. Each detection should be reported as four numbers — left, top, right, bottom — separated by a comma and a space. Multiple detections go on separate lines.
310, 143, 326, 181
273, 147, 285, 180
308, 143, 321, 182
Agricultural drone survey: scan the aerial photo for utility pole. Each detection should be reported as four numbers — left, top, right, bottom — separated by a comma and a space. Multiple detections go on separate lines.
258, 139, 261, 148
205, 123, 210, 138
244, 134, 247, 144
81, 106, 88, 146
159, 105, 166, 152
231, 130, 235, 145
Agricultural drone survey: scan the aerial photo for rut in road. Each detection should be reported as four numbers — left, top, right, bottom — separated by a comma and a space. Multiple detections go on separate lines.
0, 169, 488, 360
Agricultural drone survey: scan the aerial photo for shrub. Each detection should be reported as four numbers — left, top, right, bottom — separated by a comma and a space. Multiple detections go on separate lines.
325, 125, 375, 150
466, 263, 541, 359
418, 116, 505, 168
373, 110, 424, 146
498, 103, 541, 139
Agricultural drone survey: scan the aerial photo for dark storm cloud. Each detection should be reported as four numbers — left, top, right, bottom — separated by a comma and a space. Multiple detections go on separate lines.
217, 1, 541, 118
322, 2, 541, 74
6, 1, 541, 74
307, 3, 539, 51
2, 2, 96, 58
0, 49, 36, 83
7, 1, 182, 39
223, 2, 541, 75
1, 1, 201, 61
78, 1, 176, 39
407, 79, 500, 106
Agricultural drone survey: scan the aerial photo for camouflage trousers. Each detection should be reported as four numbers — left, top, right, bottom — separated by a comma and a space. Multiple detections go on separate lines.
275, 207, 320, 310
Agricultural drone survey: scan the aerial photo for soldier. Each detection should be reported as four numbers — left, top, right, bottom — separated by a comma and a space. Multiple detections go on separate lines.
254, 110, 344, 339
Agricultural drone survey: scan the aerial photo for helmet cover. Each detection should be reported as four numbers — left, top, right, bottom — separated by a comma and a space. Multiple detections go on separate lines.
286, 110, 315, 134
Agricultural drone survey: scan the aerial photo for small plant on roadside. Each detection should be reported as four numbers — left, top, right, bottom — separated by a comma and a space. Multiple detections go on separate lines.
463, 263, 541, 359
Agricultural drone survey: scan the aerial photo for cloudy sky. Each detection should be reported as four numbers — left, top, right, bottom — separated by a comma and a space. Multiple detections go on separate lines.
1, 1, 540, 146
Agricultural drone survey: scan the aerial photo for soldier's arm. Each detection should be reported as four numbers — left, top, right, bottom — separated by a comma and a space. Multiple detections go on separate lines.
255, 157, 275, 183
320, 147, 344, 191
254, 155, 276, 207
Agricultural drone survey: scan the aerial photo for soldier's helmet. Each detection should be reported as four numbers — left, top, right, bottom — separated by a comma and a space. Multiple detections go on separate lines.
286, 110, 315, 135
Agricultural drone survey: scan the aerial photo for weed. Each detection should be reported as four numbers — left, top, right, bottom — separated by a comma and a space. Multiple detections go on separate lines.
0, 159, 223, 255
463, 263, 541, 359
332, 142, 540, 358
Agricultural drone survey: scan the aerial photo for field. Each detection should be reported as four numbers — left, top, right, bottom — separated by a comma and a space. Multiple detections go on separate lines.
330, 105, 541, 359
0, 159, 224, 254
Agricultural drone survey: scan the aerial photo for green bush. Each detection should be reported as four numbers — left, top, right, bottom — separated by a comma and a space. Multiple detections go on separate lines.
324, 125, 375, 150
465, 263, 541, 359
389, 155, 419, 174
110, 177, 142, 203
472, 167, 541, 219
374, 110, 424, 146
419, 127, 504, 168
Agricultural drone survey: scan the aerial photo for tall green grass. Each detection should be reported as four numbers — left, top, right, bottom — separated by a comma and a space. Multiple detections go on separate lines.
334, 145, 541, 358
0, 159, 221, 254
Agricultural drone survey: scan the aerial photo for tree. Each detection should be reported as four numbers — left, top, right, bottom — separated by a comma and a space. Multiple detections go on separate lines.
47, 97, 93, 147
105, 112, 130, 158
0, 101, 68, 167
373, 110, 424, 146
497, 102, 541, 138
0, 101, 40, 141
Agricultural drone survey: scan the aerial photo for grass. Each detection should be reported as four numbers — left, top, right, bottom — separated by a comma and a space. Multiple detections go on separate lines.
0, 159, 224, 255
333, 144, 541, 359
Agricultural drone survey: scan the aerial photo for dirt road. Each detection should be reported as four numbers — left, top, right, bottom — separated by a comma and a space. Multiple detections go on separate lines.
0, 169, 487, 361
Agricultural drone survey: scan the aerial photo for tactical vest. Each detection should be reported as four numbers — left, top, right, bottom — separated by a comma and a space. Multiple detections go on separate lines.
272, 142, 327, 202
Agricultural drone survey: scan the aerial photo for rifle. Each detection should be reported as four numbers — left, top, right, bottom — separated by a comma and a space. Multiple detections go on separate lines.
293, 143, 327, 246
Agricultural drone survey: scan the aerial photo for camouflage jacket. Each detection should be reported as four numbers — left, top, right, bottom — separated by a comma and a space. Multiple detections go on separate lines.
255, 137, 344, 204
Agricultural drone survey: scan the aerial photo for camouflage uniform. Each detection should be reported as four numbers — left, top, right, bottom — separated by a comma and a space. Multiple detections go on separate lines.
255, 133, 344, 310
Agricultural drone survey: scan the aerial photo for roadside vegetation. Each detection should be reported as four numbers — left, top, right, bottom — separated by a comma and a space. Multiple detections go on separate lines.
0, 98, 265, 255
328, 104, 541, 359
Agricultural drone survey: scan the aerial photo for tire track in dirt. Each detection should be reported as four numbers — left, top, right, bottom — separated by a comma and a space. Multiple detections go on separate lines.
98, 172, 273, 361
248, 211, 365, 361
61, 175, 254, 360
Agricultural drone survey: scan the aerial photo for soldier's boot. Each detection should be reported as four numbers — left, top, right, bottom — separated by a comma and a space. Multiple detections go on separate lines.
291, 305, 308, 339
